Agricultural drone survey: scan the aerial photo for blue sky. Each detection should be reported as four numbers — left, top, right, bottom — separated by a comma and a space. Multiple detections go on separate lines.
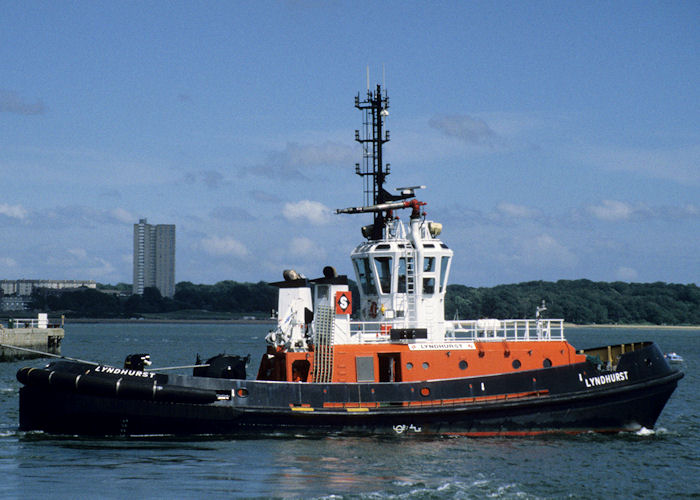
1, 1, 698, 287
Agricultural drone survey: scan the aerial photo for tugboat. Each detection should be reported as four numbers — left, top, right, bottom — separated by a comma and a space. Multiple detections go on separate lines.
17, 85, 683, 436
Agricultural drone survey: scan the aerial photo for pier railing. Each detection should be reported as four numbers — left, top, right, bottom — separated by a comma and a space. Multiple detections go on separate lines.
348, 318, 565, 343
2, 314, 64, 329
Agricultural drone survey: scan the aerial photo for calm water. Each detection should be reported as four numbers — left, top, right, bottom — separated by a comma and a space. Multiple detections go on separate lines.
0, 323, 697, 499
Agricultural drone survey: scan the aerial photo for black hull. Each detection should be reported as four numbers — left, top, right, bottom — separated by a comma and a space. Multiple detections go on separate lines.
18, 343, 683, 437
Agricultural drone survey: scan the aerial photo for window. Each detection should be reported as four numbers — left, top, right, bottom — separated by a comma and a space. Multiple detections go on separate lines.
423, 257, 436, 294
353, 258, 376, 295
397, 258, 407, 293
374, 257, 393, 294
439, 256, 450, 292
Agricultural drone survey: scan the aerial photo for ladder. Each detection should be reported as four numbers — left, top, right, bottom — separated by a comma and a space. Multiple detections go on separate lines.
313, 305, 335, 383
405, 252, 417, 325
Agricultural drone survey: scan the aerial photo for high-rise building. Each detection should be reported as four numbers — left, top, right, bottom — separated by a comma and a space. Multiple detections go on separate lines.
132, 218, 175, 298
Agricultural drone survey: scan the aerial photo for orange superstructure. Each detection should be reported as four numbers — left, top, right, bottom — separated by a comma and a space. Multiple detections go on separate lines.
259, 340, 585, 384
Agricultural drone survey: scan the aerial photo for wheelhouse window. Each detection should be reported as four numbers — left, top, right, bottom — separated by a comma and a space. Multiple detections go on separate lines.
423, 256, 436, 294
423, 277, 435, 294
353, 258, 377, 295
439, 256, 451, 292
374, 256, 393, 294
398, 258, 406, 293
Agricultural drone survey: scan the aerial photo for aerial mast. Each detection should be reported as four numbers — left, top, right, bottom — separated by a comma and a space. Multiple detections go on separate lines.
354, 83, 390, 209
352, 83, 413, 239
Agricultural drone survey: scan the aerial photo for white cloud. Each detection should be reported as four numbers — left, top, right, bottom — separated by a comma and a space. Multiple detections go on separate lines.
200, 236, 248, 257
501, 233, 578, 268
683, 204, 699, 216
529, 234, 577, 267
289, 237, 316, 256
184, 170, 226, 189
251, 141, 354, 178
111, 208, 135, 223
428, 114, 497, 145
0, 257, 17, 268
68, 248, 88, 259
287, 237, 327, 263
588, 200, 634, 221
281, 141, 354, 167
615, 266, 638, 281
585, 144, 700, 186
283, 200, 331, 225
82, 257, 116, 279
496, 202, 540, 219
0, 203, 28, 220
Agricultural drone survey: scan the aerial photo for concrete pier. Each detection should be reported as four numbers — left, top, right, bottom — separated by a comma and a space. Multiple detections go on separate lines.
0, 314, 64, 361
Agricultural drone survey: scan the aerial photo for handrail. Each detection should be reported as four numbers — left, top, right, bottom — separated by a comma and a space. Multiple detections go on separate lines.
346, 318, 565, 343
2, 315, 64, 330
447, 318, 565, 341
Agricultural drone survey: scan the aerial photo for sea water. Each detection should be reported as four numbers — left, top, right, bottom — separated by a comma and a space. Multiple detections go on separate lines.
0, 323, 697, 499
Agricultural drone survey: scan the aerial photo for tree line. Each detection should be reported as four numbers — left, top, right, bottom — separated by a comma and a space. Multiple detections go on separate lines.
444, 280, 700, 325
28, 281, 278, 319
26, 279, 700, 325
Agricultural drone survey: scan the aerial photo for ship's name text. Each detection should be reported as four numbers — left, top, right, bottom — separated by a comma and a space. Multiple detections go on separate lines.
94, 365, 156, 379
580, 371, 629, 388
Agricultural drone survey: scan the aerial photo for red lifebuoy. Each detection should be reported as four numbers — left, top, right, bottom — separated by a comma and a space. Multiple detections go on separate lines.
369, 301, 378, 318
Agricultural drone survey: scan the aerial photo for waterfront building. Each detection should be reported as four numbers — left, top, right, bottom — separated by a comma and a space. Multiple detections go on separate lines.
0, 280, 96, 296
132, 218, 175, 298
0, 280, 97, 311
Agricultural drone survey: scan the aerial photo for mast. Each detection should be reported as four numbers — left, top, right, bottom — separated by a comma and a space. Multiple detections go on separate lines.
352, 84, 413, 240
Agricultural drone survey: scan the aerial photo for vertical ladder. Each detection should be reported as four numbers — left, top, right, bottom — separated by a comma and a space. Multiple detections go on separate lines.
313, 305, 335, 383
405, 252, 417, 325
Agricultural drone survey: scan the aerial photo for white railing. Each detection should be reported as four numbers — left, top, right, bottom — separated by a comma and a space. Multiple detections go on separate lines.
447, 319, 565, 341
2, 314, 64, 330
345, 318, 565, 343
349, 320, 395, 343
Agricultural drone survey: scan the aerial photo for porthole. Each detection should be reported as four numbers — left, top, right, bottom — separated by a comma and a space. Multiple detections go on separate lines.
543, 358, 552, 368
459, 360, 468, 370
406, 362, 414, 370
236, 388, 249, 398
422, 362, 430, 370
512, 360, 521, 369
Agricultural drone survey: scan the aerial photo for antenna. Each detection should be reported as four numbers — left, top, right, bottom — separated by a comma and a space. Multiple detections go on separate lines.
366, 65, 370, 91
349, 81, 414, 239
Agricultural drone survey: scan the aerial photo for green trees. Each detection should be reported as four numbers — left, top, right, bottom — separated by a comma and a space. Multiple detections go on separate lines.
27, 279, 699, 324
29, 282, 278, 319
444, 280, 700, 325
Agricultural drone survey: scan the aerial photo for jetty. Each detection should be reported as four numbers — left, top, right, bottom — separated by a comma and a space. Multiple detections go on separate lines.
0, 313, 64, 361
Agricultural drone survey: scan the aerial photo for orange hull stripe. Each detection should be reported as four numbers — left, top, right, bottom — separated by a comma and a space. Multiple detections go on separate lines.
320, 390, 549, 409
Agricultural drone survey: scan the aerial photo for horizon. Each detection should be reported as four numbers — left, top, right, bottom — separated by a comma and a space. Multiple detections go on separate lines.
2, 2, 698, 287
